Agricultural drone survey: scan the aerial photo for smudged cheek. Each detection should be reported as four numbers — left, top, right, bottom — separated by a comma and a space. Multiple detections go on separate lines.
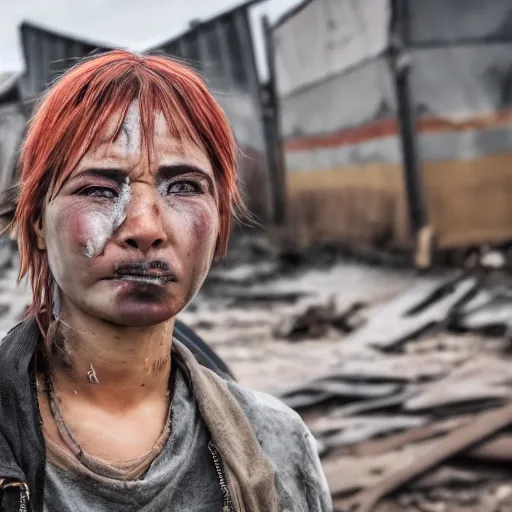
47, 200, 105, 260
180, 204, 218, 260
50, 201, 111, 257
185, 210, 219, 293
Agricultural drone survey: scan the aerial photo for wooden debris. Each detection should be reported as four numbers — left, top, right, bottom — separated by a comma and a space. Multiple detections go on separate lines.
325, 389, 421, 419
270, 270, 512, 510
404, 358, 512, 411
454, 297, 512, 336
336, 418, 468, 457
274, 297, 366, 340
320, 352, 459, 383
314, 416, 428, 451
343, 277, 476, 349
278, 380, 400, 409
204, 257, 512, 511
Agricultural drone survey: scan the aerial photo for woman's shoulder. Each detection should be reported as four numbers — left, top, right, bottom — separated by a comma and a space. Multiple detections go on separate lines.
226, 380, 306, 435
226, 380, 333, 512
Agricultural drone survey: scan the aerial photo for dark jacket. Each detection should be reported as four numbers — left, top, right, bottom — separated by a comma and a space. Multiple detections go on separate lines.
0, 318, 234, 512
0, 319, 45, 512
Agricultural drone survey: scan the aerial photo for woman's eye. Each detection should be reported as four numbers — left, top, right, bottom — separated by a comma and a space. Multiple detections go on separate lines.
167, 182, 199, 194
79, 186, 118, 199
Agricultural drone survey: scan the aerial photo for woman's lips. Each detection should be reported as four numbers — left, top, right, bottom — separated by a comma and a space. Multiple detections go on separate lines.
112, 273, 176, 285
108, 260, 178, 284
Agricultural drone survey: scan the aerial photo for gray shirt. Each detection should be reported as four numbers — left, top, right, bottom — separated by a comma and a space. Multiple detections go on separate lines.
43, 366, 333, 512
43, 365, 223, 511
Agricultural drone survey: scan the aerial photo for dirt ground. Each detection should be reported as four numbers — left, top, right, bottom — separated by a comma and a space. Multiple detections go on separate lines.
181, 258, 420, 392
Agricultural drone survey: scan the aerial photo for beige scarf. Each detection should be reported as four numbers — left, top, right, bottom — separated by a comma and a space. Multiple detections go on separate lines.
173, 340, 278, 512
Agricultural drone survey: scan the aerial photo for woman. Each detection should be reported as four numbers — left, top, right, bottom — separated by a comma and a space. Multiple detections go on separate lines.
0, 50, 332, 511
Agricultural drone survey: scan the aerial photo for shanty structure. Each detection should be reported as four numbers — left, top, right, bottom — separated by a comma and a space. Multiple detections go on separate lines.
272, 0, 512, 253
0, 73, 24, 221
1, 0, 273, 222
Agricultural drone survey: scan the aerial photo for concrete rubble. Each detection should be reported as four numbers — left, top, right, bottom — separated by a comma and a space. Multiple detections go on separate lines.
2, 234, 512, 510
186, 237, 512, 512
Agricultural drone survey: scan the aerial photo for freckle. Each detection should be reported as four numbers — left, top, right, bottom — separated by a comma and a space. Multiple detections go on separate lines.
114, 336, 120, 340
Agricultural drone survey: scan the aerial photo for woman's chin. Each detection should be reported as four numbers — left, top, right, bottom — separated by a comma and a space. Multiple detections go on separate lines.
91, 300, 180, 328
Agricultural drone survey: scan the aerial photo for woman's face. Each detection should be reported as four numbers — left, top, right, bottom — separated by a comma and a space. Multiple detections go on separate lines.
37, 103, 219, 327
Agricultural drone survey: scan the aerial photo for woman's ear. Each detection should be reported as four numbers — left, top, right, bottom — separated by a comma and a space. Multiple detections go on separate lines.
33, 217, 47, 250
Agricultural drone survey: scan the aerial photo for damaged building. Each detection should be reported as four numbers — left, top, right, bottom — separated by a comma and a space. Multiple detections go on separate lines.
271, 0, 512, 255
1, 0, 274, 224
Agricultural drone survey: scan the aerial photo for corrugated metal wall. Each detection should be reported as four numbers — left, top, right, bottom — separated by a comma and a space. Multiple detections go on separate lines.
150, 9, 271, 221
16, 9, 271, 222
274, 0, 512, 250
19, 23, 105, 101
273, 0, 402, 248
0, 103, 24, 196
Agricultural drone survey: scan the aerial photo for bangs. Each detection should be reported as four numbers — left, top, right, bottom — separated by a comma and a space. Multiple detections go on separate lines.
50, 64, 207, 197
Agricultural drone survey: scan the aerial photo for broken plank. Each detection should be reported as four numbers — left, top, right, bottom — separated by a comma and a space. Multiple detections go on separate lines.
337, 418, 468, 457
315, 416, 429, 449
277, 380, 399, 401
343, 277, 476, 349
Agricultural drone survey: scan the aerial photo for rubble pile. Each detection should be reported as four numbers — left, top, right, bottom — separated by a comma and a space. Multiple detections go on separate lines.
185, 242, 512, 512
278, 272, 512, 512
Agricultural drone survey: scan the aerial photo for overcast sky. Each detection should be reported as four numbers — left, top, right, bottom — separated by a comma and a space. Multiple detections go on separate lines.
0, 0, 302, 79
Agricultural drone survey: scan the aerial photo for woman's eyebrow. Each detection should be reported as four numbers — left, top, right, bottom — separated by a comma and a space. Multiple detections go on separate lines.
157, 164, 215, 189
72, 168, 128, 184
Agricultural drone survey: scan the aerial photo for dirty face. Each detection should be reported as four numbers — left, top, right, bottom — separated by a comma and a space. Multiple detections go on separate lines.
38, 102, 219, 327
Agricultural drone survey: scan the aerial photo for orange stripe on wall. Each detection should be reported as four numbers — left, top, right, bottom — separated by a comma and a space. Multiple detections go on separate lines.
284, 110, 512, 152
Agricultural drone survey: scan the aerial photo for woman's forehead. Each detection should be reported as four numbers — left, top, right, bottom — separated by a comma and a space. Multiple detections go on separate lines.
76, 101, 211, 174
99, 101, 182, 150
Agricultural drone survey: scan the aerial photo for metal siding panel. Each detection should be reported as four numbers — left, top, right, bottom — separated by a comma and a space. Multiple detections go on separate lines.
409, 43, 512, 168
197, 27, 218, 85
177, 38, 190, 60
163, 43, 181, 58
185, 33, 202, 71
0, 104, 25, 194
40, 33, 51, 91
200, 24, 225, 89
408, 0, 512, 44
25, 28, 39, 98
21, 25, 110, 102
216, 19, 236, 89
285, 136, 402, 171
223, 12, 247, 87
410, 44, 512, 116
281, 57, 396, 140
273, 0, 391, 96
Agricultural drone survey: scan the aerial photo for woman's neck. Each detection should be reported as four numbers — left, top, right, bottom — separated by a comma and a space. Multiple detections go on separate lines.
46, 307, 174, 411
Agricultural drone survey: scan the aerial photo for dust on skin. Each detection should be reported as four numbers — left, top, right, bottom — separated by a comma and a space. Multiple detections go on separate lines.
81, 100, 141, 259
83, 177, 131, 259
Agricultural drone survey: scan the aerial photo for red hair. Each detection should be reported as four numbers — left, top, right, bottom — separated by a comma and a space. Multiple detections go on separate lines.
13, 50, 244, 333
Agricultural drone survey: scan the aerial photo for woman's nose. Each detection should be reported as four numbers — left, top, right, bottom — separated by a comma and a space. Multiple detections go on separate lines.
116, 187, 167, 253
